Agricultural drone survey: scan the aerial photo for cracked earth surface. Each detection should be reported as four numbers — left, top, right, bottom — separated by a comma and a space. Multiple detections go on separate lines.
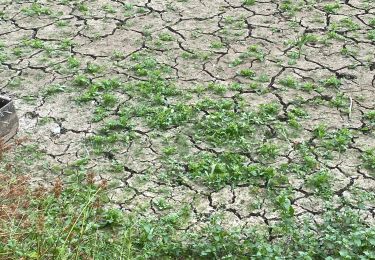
1, 0, 375, 241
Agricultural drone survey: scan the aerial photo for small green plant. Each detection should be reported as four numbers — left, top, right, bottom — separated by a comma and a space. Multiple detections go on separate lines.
102, 93, 118, 107
257, 142, 279, 159
301, 82, 317, 92
280, 0, 301, 16
77, 3, 89, 13
147, 104, 195, 129
279, 76, 298, 88
313, 124, 328, 139
331, 18, 360, 31
307, 169, 332, 197
24, 39, 45, 49
0, 52, 7, 63
323, 2, 340, 13
368, 30, 375, 42
323, 128, 352, 152
60, 39, 74, 50
231, 45, 265, 67
67, 56, 80, 69
330, 94, 349, 109
243, 0, 256, 6
43, 84, 66, 97
195, 110, 255, 146
56, 20, 68, 27
112, 51, 125, 60
207, 83, 228, 95
322, 76, 341, 88
186, 152, 277, 189
276, 193, 294, 218
86, 63, 103, 74
238, 69, 256, 79
153, 198, 172, 211
364, 111, 375, 127
102, 4, 116, 13
158, 33, 174, 42
258, 103, 280, 121
12, 47, 23, 57
340, 46, 357, 57
22, 3, 51, 16
294, 34, 318, 57
73, 75, 90, 87
288, 107, 308, 119
361, 149, 375, 172
287, 51, 300, 64
7, 77, 22, 88
210, 41, 224, 49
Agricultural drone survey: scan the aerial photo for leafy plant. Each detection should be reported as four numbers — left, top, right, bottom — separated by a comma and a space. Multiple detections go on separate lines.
307, 169, 332, 197
323, 128, 352, 152
238, 69, 256, 79
323, 2, 340, 14
364, 110, 375, 127
257, 142, 279, 160
22, 3, 51, 16
322, 76, 342, 88
279, 76, 298, 88
243, 0, 256, 6
368, 30, 375, 41
186, 152, 277, 189
361, 149, 375, 172
231, 45, 265, 66
146, 104, 196, 129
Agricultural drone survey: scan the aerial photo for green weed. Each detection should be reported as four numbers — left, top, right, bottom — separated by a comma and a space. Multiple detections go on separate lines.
243, 0, 256, 5
323, 128, 352, 152
22, 3, 51, 16
361, 149, 375, 172
322, 76, 341, 88
238, 69, 256, 79
323, 2, 340, 13
186, 152, 277, 189
307, 169, 332, 197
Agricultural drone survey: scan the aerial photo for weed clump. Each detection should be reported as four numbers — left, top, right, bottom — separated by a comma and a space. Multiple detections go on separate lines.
362, 149, 375, 172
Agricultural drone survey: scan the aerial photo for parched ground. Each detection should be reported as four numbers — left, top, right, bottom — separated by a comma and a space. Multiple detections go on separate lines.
1, 0, 375, 251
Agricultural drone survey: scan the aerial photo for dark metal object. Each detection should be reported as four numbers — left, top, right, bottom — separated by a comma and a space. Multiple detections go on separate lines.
0, 96, 19, 142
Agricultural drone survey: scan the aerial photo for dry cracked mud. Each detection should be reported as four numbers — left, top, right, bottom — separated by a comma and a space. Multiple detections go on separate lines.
1, 0, 375, 244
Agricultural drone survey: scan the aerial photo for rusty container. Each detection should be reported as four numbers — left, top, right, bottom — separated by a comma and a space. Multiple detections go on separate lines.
0, 96, 19, 142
